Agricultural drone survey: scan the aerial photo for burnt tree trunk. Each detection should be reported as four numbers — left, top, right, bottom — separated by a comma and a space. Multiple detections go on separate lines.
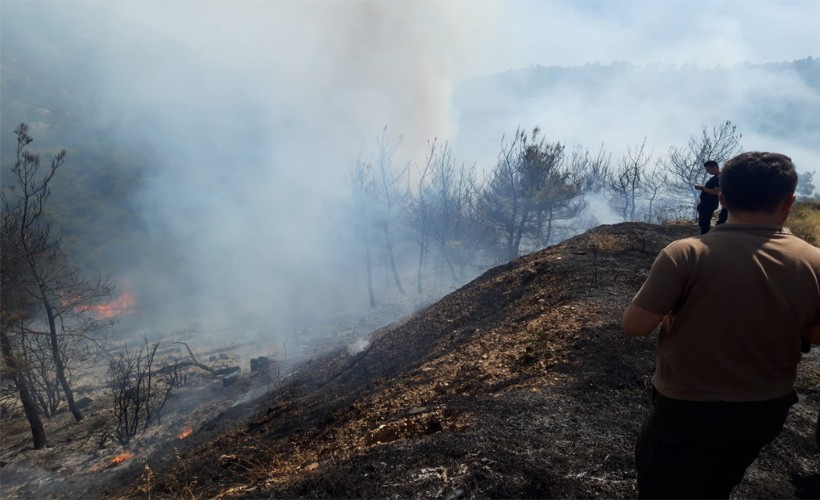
416, 235, 427, 296
39, 284, 83, 421
1, 328, 46, 448
511, 203, 531, 261
365, 239, 376, 308
382, 226, 406, 297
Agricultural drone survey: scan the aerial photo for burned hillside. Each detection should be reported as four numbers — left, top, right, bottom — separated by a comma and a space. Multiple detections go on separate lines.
107, 223, 820, 498
93, 221, 819, 499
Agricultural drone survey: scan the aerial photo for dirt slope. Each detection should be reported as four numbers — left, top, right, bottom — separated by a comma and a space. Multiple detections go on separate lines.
108, 222, 820, 499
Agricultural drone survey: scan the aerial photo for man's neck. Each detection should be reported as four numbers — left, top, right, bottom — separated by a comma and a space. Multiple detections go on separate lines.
726, 211, 786, 225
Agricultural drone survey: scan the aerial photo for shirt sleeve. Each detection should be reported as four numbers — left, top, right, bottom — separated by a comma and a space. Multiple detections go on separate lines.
632, 248, 688, 315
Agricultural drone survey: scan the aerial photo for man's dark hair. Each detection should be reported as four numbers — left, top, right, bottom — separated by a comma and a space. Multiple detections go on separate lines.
720, 152, 797, 213
704, 160, 719, 169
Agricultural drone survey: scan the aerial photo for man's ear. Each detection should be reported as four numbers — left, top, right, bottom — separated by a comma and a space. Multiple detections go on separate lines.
780, 193, 797, 213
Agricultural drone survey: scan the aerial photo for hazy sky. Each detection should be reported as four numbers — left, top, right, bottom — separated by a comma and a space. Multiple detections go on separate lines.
110, 0, 819, 75
491, 0, 818, 71
2, 0, 818, 338
82, 0, 820, 172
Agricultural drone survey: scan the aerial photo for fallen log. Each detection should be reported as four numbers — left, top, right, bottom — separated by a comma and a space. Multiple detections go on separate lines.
215, 366, 241, 376
155, 342, 219, 377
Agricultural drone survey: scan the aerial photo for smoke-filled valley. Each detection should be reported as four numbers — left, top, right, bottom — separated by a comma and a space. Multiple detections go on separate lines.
1, 1, 819, 498
2, 2, 819, 340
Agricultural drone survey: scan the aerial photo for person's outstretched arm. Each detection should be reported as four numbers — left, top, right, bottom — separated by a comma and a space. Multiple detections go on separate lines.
623, 303, 665, 337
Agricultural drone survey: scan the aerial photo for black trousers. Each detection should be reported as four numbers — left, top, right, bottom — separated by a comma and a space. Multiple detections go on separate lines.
716, 207, 728, 225
698, 208, 714, 234
698, 206, 728, 234
635, 388, 796, 499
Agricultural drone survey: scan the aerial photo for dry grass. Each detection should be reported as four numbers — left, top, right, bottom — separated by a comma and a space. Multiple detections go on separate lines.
788, 200, 820, 246
585, 233, 629, 253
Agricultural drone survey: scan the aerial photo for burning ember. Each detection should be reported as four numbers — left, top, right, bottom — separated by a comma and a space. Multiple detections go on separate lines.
178, 427, 193, 440
111, 451, 134, 464
91, 450, 136, 473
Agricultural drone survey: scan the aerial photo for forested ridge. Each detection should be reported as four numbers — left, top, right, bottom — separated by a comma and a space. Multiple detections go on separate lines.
460, 57, 820, 141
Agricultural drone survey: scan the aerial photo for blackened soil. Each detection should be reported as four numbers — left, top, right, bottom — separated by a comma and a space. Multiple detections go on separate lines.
105, 222, 820, 499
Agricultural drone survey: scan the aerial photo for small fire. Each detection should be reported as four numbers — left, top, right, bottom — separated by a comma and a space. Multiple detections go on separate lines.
82, 290, 137, 319
178, 427, 193, 440
60, 284, 137, 319
91, 450, 135, 473
111, 451, 134, 464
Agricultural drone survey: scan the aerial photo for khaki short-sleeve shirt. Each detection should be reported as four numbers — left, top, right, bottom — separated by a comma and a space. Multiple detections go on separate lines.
632, 223, 820, 402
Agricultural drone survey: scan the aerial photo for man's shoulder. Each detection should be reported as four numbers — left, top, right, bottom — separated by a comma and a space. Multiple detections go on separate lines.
708, 225, 820, 265
664, 236, 704, 254
780, 232, 820, 262
654, 237, 705, 267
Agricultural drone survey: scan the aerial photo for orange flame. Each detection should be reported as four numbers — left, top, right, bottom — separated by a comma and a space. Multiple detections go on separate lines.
111, 451, 134, 464
60, 286, 137, 319
81, 291, 137, 319
178, 427, 193, 440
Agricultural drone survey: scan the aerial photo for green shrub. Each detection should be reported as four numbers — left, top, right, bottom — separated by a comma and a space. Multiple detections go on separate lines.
788, 200, 820, 246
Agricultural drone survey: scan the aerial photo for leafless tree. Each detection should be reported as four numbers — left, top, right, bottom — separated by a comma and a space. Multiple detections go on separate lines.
660, 121, 742, 213
373, 127, 409, 297
0, 315, 47, 448
410, 139, 479, 289
18, 327, 64, 416
348, 157, 379, 308
408, 140, 436, 294
610, 139, 652, 221
641, 165, 670, 223
1, 123, 115, 425
432, 158, 479, 284
347, 127, 412, 306
107, 337, 173, 445
569, 143, 612, 195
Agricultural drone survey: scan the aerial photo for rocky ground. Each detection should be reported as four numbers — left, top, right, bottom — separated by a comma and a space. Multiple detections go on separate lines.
3, 221, 819, 498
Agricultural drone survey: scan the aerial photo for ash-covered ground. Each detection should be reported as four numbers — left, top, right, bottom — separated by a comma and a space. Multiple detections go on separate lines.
2, 222, 818, 499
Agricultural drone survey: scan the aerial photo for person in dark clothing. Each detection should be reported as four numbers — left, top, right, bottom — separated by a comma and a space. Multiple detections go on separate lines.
694, 160, 727, 234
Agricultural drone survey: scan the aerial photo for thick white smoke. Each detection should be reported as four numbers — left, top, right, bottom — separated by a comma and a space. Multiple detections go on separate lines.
2, 0, 817, 342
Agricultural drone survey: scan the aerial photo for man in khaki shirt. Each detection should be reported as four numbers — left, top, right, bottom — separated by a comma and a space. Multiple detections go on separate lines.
623, 151, 820, 498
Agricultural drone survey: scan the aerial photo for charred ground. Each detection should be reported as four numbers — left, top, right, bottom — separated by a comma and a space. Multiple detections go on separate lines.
113, 222, 819, 499
7, 222, 819, 498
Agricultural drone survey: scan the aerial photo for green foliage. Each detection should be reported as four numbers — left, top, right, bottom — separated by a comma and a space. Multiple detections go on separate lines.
787, 200, 820, 246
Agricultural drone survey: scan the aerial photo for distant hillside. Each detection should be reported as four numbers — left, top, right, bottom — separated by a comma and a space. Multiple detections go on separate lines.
463, 58, 819, 102
453, 58, 820, 168
0, 2, 192, 276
